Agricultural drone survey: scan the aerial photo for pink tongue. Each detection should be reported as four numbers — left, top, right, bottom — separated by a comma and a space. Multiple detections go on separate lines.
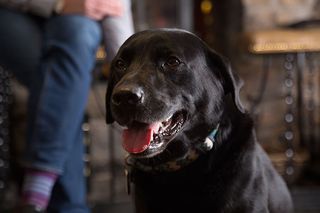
122, 123, 160, 154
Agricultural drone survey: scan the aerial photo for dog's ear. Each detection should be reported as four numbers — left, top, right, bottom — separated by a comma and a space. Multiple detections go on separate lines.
205, 47, 245, 114
105, 72, 115, 124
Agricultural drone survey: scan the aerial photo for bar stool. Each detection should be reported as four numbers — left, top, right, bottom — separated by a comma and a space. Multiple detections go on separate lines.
242, 28, 320, 182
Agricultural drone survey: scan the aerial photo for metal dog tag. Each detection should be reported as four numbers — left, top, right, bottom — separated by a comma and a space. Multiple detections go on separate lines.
125, 169, 131, 195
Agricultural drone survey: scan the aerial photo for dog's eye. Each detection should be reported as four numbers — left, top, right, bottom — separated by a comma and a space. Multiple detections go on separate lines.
115, 59, 127, 71
164, 56, 181, 69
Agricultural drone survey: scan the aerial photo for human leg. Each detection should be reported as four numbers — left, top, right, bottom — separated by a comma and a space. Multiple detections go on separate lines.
25, 15, 102, 212
0, 8, 57, 212
25, 13, 102, 175
0, 8, 42, 88
102, 0, 135, 61
0, 8, 102, 212
47, 127, 87, 213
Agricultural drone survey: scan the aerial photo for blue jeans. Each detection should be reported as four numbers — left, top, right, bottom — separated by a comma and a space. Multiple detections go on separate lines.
0, 8, 102, 213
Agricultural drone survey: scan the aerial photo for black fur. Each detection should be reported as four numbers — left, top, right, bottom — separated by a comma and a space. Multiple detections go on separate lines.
106, 29, 293, 213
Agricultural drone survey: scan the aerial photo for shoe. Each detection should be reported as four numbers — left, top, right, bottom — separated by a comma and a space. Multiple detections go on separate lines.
19, 204, 46, 213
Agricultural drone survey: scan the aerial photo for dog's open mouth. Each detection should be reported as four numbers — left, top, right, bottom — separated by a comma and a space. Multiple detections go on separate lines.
122, 111, 186, 157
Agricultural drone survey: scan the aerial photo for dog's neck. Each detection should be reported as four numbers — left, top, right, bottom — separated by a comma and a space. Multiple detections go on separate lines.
125, 124, 220, 173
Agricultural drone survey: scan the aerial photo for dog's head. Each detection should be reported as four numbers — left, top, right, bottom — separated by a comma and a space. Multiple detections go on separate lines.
106, 29, 244, 160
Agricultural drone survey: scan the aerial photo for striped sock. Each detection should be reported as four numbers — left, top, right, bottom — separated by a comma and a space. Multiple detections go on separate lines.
21, 169, 58, 210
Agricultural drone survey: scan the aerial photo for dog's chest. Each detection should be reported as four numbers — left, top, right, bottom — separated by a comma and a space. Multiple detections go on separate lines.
133, 175, 232, 213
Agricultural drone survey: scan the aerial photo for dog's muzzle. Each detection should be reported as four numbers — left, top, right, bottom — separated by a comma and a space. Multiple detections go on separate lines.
111, 86, 188, 157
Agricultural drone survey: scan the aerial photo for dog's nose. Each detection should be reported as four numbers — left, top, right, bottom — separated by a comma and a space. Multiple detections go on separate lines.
112, 87, 144, 106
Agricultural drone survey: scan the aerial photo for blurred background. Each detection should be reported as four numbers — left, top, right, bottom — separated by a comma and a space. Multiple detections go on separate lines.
1, 0, 320, 212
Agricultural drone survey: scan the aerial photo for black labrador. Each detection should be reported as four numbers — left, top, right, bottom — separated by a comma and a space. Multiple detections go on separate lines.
106, 29, 293, 213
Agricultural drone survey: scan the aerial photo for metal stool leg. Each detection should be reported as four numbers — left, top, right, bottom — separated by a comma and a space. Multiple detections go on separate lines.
0, 66, 12, 210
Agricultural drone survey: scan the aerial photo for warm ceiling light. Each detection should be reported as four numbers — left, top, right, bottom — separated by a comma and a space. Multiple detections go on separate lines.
201, 0, 213, 14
